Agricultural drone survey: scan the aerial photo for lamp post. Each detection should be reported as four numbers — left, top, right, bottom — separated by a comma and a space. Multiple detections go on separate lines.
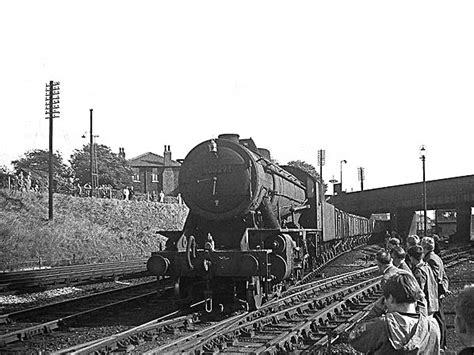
420, 145, 427, 236
82, 125, 99, 198
340, 160, 347, 191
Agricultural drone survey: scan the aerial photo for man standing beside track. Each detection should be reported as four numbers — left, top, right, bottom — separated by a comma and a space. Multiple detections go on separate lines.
349, 273, 440, 354
378, 250, 406, 286
391, 246, 412, 274
366, 250, 410, 319
422, 236, 450, 350
407, 245, 439, 317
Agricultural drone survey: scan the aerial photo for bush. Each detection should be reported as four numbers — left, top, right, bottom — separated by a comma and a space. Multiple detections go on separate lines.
0, 189, 188, 269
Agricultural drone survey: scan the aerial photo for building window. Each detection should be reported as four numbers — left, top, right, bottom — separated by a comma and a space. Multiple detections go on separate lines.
152, 168, 159, 182
132, 168, 140, 182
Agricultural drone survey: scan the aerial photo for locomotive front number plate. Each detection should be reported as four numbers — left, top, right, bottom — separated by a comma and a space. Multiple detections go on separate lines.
203, 164, 234, 174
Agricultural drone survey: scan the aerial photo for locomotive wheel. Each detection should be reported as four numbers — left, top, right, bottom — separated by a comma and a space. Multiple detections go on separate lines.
246, 276, 263, 310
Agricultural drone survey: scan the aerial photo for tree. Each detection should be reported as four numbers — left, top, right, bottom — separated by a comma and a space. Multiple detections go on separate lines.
12, 149, 70, 176
70, 144, 132, 188
287, 160, 328, 192
11, 149, 71, 189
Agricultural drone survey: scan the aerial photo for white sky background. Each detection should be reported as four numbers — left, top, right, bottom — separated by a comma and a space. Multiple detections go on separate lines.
1, 1, 473, 193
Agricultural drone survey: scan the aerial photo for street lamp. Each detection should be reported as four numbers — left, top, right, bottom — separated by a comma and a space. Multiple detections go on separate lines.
81, 130, 99, 198
340, 160, 347, 191
420, 145, 427, 236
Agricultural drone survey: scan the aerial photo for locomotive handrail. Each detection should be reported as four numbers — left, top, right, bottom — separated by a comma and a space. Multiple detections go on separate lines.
260, 160, 306, 189
270, 190, 307, 205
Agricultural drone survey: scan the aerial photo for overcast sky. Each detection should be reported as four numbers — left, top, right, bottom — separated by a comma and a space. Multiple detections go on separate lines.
1, 1, 473, 193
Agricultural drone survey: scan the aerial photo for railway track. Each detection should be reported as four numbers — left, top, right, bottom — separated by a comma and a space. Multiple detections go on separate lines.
0, 259, 148, 291
146, 246, 469, 354
441, 245, 471, 267
0, 280, 173, 351
1, 243, 467, 353
299, 236, 374, 284
58, 267, 380, 354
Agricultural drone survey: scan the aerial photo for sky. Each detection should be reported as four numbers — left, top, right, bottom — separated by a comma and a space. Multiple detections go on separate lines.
1, 1, 473, 193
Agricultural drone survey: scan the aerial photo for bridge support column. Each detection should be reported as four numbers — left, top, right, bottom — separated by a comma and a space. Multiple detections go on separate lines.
454, 203, 471, 242
390, 208, 416, 242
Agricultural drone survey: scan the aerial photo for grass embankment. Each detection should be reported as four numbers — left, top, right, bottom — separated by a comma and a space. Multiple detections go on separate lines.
0, 189, 188, 269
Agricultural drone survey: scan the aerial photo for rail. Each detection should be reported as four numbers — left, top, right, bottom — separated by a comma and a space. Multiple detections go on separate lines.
0, 259, 148, 291
60, 267, 380, 354
0, 280, 167, 348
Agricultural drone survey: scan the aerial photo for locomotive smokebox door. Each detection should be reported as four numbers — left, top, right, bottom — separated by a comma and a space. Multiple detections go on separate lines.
179, 138, 254, 220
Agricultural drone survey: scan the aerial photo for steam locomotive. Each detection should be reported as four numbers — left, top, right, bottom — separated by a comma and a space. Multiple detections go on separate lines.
147, 134, 373, 311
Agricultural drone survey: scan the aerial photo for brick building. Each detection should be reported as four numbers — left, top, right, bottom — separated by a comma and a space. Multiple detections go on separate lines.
126, 145, 181, 196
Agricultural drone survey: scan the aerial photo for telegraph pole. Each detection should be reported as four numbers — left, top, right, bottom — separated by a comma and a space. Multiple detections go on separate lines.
317, 149, 325, 240
45, 81, 60, 220
420, 145, 427, 236
90, 109, 94, 198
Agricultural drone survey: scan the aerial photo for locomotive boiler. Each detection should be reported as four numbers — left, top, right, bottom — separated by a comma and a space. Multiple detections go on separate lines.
147, 134, 371, 310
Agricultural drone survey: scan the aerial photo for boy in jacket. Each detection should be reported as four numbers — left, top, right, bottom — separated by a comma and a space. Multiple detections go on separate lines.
455, 284, 474, 355
349, 273, 440, 354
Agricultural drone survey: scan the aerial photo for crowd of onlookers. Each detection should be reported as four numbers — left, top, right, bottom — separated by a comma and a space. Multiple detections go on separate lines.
1, 171, 42, 193
347, 232, 473, 354
1, 170, 183, 204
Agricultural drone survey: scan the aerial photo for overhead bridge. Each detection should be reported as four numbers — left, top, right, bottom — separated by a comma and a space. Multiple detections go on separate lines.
330, 174, 474, 241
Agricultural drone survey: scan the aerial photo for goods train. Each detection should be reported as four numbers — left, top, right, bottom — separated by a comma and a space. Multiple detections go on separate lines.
147, 134, 373, 311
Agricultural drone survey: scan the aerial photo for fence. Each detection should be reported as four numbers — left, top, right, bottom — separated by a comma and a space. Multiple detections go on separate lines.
0, 180, 183, 205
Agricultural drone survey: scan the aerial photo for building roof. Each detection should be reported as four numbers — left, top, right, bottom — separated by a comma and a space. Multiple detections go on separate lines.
128, 152, 181, 168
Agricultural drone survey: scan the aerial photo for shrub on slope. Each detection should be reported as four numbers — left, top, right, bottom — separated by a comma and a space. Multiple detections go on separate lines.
0, 189, 188, 269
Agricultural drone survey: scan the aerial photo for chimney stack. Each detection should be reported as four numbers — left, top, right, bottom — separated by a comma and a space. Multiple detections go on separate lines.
164, 145, 172, 166
118, 147, 126, 159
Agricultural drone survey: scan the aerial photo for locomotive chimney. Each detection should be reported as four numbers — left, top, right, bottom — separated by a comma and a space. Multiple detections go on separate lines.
218, 133, 240, 144
258, 148, 271, 161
